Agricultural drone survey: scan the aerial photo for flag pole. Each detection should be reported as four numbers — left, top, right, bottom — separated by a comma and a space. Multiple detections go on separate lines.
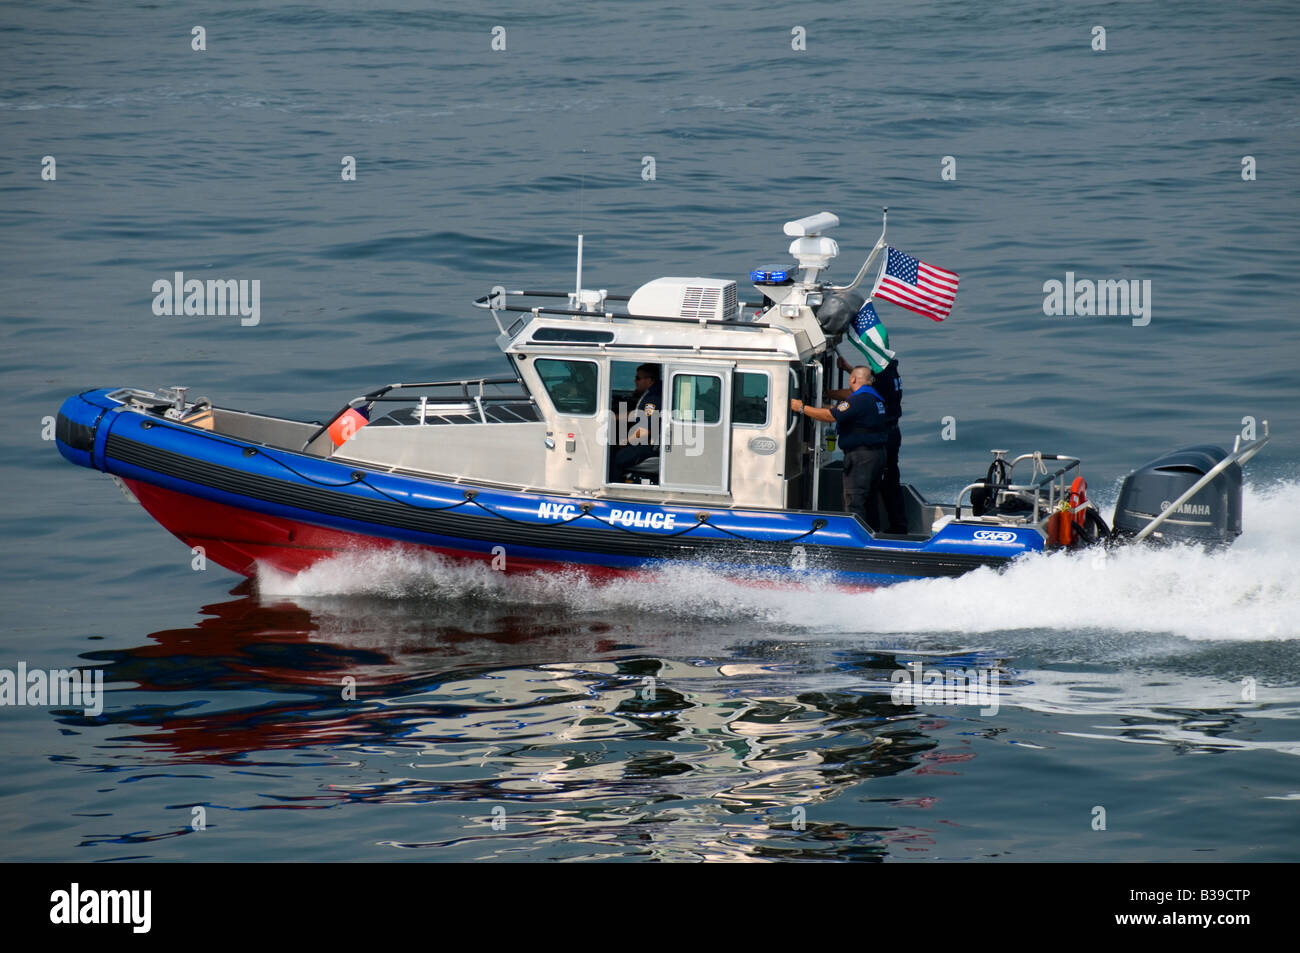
830, 206, 889, 293
867, 206, 888, 301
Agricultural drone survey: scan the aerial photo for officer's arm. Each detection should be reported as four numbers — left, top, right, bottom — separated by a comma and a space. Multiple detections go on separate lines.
631, 403, 657, 441
790, 398, 835, 423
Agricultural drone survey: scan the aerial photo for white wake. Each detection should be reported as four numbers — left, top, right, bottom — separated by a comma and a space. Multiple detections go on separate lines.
257, 481, 1300, 642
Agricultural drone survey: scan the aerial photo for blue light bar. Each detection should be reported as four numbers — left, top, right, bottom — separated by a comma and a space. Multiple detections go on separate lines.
750, 264, 794, 285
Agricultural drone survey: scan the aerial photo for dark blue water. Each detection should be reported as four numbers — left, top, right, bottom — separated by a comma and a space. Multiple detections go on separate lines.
2, 1, 1298, 861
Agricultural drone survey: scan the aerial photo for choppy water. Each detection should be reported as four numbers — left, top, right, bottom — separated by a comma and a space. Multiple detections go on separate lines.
2, 1, 1298, 861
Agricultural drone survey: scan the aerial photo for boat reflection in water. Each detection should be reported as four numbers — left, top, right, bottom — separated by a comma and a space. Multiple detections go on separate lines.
65, 581, 1009, 862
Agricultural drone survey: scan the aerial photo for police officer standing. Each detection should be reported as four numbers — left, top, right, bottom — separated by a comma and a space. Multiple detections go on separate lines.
791, 365, 890, 527
836, 351, 906, 533
875, 357, 907, 534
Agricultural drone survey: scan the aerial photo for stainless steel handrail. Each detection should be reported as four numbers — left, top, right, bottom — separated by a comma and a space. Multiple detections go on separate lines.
473, 289, 769, 329
810, 359, 824, 511
953, 455, 1081, 520
300, 377, 535, 451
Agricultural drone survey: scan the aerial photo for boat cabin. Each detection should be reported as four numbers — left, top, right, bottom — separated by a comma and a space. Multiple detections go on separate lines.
318, 214, 883, 513
326, 277, 851, 514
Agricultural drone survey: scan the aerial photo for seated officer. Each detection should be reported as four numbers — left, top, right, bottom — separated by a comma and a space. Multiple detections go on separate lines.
613, 364, 662, 478
791, 365, 889, 527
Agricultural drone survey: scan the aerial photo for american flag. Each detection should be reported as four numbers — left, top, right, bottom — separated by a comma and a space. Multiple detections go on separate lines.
871, 247, 958, 321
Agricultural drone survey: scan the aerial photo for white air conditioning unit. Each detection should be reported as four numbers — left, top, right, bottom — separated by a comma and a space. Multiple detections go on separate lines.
627, 277, 739, 322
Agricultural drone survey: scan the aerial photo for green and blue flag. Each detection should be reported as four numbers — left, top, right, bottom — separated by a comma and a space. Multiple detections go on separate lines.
843, 300, 894, 373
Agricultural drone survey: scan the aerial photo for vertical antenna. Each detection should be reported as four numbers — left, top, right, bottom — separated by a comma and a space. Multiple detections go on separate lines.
574, 149, 587, 301
577, 148, 587, 234
575, 234, 584, 297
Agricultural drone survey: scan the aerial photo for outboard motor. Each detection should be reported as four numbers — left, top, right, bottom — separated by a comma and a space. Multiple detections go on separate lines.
813, 290, 864, 335
1112, 445, 1243, 546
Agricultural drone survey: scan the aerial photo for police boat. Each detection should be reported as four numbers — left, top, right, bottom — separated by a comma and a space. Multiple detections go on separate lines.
53, 212, 1269, 587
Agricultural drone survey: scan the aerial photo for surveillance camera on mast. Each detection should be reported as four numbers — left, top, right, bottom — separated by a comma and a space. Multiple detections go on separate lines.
784, 211, 841, 283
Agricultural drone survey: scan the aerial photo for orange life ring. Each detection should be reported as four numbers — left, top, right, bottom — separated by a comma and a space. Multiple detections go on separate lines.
1068, 476, 1088, 526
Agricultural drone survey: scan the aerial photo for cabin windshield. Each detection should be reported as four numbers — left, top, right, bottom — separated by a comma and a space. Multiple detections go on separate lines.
534, 358, 599, 416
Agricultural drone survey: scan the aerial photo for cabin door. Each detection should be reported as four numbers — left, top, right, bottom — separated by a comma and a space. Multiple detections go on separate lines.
661, 362, 732, 493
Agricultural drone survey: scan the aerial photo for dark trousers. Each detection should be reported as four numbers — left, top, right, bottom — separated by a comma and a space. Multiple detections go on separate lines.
880, 426, 908, 533
613, 442, 657, 477
842, 445, 886, 528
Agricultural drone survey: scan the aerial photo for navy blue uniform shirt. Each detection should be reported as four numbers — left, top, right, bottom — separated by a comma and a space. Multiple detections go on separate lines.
873, 360, 902, 424
631, 382, 662, 443
635, 382, 662, 415
829, 384, 890, 450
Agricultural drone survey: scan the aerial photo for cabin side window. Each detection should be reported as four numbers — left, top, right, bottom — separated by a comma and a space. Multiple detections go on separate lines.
671, 374, 722, 424
530, 327, 616, 344
732, 371, 769, 427
535, 358, 599, 416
